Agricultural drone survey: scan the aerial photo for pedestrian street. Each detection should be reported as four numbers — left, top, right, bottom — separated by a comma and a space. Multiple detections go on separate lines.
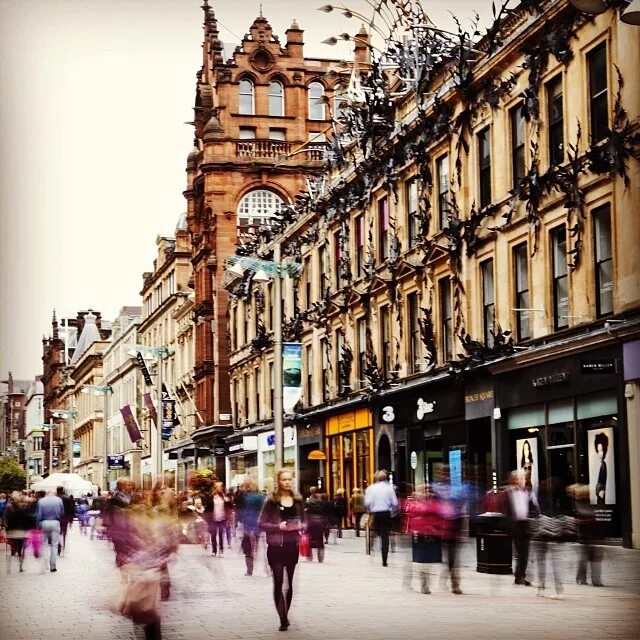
1, 525, 639, 640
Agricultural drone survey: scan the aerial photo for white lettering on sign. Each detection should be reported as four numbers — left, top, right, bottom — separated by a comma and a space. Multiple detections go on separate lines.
417, 398, 436, 420
382, 406, 395, 423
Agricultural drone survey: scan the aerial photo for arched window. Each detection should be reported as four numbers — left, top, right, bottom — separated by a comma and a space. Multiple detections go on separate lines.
237, 189, 285, 227
268, 80, 284, 117
308, 81, 325, 120
239, 79, 254, 115
334, 84, 347, 120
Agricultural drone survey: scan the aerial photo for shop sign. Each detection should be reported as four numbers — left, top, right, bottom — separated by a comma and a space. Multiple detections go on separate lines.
242, 435, 258, 451
107, 454, 125, 470
410, 451, 418, 470
580, 359, 616, 375
531, 371, 569, 388
73, 441, 81, 459
381, 405, 395, 423
283, 343, 302, 414
229, 443, 243, 452
416, 398, 436, 420
219, 413, 232, 421
135, 352, 154, 387
464, 379, 494, 420
260, 428, 296, 449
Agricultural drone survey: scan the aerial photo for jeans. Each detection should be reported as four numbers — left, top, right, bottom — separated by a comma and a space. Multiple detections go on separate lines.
40, 520, 61, 570
209, 520, 226, 554
373, 511, 392, 565
353, 512, 364, 537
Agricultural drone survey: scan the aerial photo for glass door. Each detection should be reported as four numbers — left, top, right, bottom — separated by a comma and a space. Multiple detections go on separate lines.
343, 434, 353, 497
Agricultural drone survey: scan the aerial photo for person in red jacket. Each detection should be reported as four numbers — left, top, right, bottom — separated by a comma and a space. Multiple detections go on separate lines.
403, 486, 445, 594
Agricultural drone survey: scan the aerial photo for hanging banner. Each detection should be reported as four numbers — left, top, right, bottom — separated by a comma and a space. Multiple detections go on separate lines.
120, 405, 143, 443
283, 342, 302, 414
73, 440, 81, 459
143, 393, 157, 427
136, 352, 154, 387
161, 398, 176, 441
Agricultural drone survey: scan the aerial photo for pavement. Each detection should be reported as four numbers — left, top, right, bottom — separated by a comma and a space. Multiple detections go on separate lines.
1, 526, 639, 640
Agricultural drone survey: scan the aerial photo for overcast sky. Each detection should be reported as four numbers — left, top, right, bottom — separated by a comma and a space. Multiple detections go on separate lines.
0, 0, 492, 380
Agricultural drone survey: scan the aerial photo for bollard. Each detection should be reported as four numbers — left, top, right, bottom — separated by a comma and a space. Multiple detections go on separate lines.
365, 520, 371, 555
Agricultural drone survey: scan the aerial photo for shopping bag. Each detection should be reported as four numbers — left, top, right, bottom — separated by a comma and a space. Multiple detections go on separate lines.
299, 533, 310, 557
120, 566, 162, 624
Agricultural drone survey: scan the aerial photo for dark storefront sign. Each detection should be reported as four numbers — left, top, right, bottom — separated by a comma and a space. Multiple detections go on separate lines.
580, 359, 617, 375
136, 352, 154, 387
107, 454, 125, 470
465, 377, 494, 420
378, 385, 464, 425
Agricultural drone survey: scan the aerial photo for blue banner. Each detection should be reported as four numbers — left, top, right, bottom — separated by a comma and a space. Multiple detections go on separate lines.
283, 343, 302, 414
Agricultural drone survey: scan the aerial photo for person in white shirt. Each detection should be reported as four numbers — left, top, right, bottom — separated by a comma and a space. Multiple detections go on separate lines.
364, 471, 398, 567
507, 470, 539, 585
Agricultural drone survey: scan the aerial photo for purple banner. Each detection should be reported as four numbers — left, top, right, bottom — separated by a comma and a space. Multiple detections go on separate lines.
143, 393, 157, 427
120, 405, 143, 443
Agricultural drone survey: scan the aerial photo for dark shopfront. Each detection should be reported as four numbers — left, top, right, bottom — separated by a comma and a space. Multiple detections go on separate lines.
378, 379, 491, 501
495, 344, 630, 544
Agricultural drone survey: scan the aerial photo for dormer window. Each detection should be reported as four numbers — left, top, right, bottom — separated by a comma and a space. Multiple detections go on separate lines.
308, 81, 325, 120
269, 81, 284, 116
239, 79, 255, 115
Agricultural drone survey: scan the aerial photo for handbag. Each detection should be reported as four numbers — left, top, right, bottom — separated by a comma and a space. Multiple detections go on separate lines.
299, 532, 310, 557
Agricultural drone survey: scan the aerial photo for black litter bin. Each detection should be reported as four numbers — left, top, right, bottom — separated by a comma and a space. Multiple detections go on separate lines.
475, 512, 512, 575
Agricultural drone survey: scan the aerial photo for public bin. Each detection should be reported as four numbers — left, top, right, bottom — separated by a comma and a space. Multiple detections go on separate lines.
475, 512, 512, 575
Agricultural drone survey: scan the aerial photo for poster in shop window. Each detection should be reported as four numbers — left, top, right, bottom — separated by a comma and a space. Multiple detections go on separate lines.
588, 427, 616, 506
516, 438, 538, 491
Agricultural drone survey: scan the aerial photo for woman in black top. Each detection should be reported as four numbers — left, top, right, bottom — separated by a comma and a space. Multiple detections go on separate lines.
258, 469, 305, 631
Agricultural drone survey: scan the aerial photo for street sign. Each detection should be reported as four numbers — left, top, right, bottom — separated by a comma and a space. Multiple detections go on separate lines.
136, 352, 154, 386
107, 454, 125, 470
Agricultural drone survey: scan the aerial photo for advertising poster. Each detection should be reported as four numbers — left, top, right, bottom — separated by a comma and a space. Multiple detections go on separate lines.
449, 449, 462, 500
516, 437, 538, 491
283, 342, 302, 414
588, 427, 616, 506
73, 440, 81, 459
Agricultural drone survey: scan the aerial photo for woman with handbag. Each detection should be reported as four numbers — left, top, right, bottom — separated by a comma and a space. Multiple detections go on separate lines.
258, 469, 305, 631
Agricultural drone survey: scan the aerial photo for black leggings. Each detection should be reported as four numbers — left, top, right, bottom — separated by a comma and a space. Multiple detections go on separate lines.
267, 544, 298, 624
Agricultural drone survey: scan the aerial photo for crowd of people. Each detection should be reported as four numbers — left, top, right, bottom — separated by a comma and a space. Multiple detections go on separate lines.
0, 465, 610, 638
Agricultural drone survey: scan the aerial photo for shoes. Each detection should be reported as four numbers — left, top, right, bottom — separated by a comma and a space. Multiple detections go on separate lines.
51, 568, 57, 573
212, 552, 217, 556
421, 588, 431, 594
549, 593, 564, 600
592, 582, 604, 587
452, 588, 463, 595
514, 579, 531, 586
576, 579, 587, 585
382, 562, 388, 567
279, 620, 289, 632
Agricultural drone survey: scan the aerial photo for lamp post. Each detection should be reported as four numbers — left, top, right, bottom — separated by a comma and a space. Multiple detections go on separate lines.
127, 344, 170, 485
82, 384, 112, 493
52, 408, 78, 473
226, 245, 301, 471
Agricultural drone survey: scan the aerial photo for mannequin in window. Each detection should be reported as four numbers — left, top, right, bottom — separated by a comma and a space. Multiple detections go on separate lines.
594, 432, 608, 506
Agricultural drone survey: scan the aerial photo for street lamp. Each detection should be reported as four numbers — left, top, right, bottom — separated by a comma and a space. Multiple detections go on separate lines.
51, 408, 78, 472
226, 247, 301, 471
126, 344, 170, 485
81, 384, 113, 493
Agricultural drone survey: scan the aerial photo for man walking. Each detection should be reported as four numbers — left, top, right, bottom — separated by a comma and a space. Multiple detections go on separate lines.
56, 486, 75, 555
36, 489, 64, 572
365, 471, 398, 567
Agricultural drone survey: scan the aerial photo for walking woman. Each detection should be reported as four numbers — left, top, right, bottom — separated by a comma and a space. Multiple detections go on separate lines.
209, 482, 229, 557
258, 469, 305, 632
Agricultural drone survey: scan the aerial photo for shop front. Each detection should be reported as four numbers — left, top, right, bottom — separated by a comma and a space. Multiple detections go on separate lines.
258, 427, 297, 493
296, 422, 324, 496
495, 344, 628, 543
225, 435, 258, 491
324, 408, 374, 500
377, 381, 465, 496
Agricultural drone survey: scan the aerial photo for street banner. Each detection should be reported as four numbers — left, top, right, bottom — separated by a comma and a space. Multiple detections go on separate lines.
161, 398, 176, 441
283, 342, 302, 414
120, 404, 143, 443
73, 440, 81, 459
136, 352, 154, 386
143, 393, 157, 427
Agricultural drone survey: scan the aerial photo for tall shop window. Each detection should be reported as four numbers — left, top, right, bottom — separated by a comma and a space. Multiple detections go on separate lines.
439, 278, 453, 363
511, 104, 526, 188
321, 338, 329, 402
478, 128, 492, 209
355, 215, 365, 277
408, 292, 421, 373
551, 226, 569, 330
238, 79, 255, 115
319, 244, 328, 298
481, 259, 495, 346
547, 76, 564, 166
305, 344, 313, 406
513, 243, 531, 341
308, 82, 326, 120
336, 329, 345, 394
593, 204, 613, 317
436, 155, 449, 230
406, 179, 419, 247
588, 43, 608, 144
378, 197, 389, 262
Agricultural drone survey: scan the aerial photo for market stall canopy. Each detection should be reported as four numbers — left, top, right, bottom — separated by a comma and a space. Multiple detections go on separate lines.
30, 472, 94, 497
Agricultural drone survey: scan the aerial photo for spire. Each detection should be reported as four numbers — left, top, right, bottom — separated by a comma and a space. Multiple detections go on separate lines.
201, 0, 218, 36
52, 309, 59, 339
259, 3, 263, 18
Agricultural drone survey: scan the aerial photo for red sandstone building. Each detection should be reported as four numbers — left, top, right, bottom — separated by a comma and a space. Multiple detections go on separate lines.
184, 2, 355, 474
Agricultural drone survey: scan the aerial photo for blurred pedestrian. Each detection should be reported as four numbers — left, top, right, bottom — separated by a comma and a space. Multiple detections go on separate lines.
365, 470, 398, 567
440, 490, 463, 595
535, 477, 565, 599
35, 488, 64, 572
209, 481, 229, 557
239, 479, 265, 576
572, 483, 604, 587
3, 491, 33, 572
108, 477, 135, 568
259, 469, 305, 632
350, 487, 365, 537
404, 486, 444, 594
332, 488, 347, 539
305, 488, 327, 562
506, 470, 539, 586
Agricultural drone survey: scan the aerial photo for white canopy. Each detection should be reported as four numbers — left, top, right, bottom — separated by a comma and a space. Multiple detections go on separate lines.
30, 472, 95, 497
